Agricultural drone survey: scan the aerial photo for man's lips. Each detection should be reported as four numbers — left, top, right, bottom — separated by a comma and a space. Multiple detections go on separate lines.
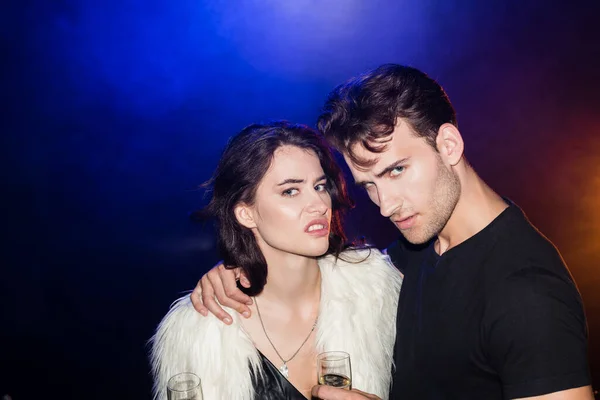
393, 215, 417, 230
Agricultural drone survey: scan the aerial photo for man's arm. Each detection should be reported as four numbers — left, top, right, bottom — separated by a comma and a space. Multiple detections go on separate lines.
189, 261, 253, 324
193, 238, 408, 322
514, 385, 594, 400
486, 265, 591, 399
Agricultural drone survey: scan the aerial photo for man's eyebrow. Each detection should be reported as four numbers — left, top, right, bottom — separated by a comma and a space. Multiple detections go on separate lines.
354, 158, 410, 187
276, 178, 304, 186
374, 158, 410, 178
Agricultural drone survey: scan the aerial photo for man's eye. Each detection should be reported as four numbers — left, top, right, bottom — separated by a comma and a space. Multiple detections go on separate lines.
390, 166, 405, 177
282, 188, 299, 197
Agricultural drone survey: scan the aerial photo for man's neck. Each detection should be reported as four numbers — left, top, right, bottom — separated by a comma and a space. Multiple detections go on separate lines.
436, 166, 508, 254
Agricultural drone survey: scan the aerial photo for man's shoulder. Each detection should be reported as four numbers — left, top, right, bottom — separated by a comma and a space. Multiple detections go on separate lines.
483, 211, 584, 315
490, 209, 570, 279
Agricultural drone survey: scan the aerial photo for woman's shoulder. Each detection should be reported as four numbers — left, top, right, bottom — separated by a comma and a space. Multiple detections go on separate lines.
316, 247, 401, 398
153, 293, 241, 343
150, 294, 260, 400
158, 294, 198, 325
150, 294, 220, 366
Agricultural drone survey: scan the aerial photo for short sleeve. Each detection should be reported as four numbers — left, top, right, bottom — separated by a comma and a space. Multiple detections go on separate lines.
484, 266, 591, 399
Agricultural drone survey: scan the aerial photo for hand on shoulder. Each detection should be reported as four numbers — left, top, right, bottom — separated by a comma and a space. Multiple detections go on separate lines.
189, 260, 253, 324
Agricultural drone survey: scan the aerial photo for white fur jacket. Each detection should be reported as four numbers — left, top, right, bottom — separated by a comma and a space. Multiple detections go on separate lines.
150, 248, 402, 400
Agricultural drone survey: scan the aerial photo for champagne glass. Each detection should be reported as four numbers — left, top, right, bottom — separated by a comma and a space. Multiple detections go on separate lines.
167, 372, 203, 400
317, 351, 352, 390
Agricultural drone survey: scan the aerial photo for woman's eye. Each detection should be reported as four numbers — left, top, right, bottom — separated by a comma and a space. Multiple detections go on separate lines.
282, 188, 299, 197
315, 183, 327, 192
390, 166, 405, 177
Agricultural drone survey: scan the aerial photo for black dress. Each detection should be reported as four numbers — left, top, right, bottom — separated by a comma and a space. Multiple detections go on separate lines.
251, 351, 307, 400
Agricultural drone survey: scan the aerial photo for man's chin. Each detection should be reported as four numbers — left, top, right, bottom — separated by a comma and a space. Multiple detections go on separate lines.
400, 229, 434, 246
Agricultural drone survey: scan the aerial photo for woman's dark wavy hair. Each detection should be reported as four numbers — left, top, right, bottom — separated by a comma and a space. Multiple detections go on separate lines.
199, 121, 354, 296
317, 64, 457, 168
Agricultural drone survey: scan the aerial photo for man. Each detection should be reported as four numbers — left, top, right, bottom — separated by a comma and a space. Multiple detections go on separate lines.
190, 65, 593, 399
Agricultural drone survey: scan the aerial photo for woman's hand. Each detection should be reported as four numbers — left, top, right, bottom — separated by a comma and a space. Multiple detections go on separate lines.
311, 385, 381, 400
190, 261, 253, 324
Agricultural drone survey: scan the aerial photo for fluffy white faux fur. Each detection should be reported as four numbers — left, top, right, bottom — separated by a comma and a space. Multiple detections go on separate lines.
150, 248, 402, 400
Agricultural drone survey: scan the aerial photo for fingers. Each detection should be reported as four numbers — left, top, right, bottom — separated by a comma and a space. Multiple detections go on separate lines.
203, 269, 235, 324
311, 385, 349, 400
351, 389, 380, 399
239, 272, 252, 289
214, 265, 252, 318
188, 261, 253, 324
220, 265, 253, 305
311, 386, 379, 400
190, 278, 208, 316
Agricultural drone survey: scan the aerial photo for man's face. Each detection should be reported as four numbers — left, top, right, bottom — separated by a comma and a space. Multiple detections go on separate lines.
345, 120, 461, 244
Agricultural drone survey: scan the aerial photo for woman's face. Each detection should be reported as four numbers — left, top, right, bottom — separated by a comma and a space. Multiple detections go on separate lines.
237, 145, 333, 259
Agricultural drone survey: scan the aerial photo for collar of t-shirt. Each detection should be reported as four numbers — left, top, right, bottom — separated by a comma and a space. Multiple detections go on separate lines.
414, 198, 522, 330
431, 197, 520, 262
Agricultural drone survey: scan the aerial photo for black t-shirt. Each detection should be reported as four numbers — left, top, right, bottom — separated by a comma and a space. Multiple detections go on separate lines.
386, 202, 590, 399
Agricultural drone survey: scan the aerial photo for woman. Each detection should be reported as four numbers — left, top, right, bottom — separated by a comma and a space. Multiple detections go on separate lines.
150, 122, 401, 399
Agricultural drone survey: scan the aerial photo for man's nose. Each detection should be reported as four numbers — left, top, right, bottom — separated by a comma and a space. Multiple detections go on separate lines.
378, 190, 399, 218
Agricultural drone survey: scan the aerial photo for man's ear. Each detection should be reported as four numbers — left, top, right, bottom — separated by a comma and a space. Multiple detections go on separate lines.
436, 123, 464, 166
234, 203, 257, 229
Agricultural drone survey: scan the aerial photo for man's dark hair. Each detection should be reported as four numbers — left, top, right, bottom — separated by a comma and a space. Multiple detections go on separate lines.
317, 64, 457, 167
199, 121, 353, 296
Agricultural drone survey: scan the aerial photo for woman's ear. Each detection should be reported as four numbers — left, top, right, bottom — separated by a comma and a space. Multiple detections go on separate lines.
436, 123, 464, 166
234, 203, 257, 229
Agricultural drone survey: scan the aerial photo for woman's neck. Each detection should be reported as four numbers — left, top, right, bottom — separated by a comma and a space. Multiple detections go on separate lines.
256, 249, 322, 314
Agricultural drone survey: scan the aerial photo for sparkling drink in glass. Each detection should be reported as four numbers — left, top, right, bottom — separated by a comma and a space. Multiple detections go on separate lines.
167, 372, 203, 400
317, 351, 352, 390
